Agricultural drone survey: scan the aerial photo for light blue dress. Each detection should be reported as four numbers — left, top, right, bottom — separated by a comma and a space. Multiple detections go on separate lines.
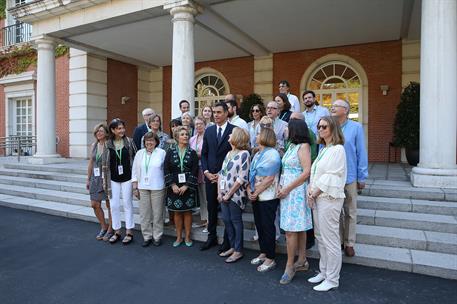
279, 143, 313, 232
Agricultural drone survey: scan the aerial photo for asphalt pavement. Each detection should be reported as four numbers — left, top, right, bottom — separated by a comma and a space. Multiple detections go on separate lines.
0, 206, 456, 304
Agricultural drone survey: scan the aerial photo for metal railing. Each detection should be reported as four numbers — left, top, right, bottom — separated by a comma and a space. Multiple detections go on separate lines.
0, 135, 36, 161
1, 22, 32, 48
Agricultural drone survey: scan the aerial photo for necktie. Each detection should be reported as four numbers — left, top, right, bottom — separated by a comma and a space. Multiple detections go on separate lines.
217, 127, 222, 144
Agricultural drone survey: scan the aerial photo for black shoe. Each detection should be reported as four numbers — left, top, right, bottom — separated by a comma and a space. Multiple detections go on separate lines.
200, 238, 218, 251
142, 239, 152, 247
153, 239, 162, 247
217, 242, 230, 254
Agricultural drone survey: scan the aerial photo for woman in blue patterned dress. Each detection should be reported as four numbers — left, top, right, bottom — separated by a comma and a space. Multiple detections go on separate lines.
277, 118, 312, 284
164, 126, 199, 247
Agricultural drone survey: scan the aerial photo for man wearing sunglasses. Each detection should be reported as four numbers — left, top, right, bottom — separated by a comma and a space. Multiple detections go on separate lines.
331, 99, 368, 257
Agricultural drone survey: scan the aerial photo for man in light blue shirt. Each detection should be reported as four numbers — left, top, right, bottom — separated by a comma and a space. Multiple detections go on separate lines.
331, 99, 368, 258
302, 90, 330, 136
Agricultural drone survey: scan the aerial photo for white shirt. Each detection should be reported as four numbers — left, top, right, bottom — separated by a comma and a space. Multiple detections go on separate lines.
132, 148, 166, 190
287, 93, 301, 113
230, 115, 249, 131
216, 121, 228, 137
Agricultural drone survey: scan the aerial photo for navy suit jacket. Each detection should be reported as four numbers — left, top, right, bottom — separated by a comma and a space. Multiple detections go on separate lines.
201, 122, 235, 180
132, 123, 148, 150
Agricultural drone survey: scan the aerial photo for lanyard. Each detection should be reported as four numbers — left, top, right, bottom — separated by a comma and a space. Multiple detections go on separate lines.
178, 147, 187, 171
95, 144, 102, 163
144, 150, 153, 174
195, 134, 202, 152
312, 146, 330, 177
115, 146, 122, 163
341, 120, 348, 133
280, 111, 288, 121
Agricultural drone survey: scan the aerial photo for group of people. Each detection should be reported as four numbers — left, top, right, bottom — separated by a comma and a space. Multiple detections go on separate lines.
86, 81, 368, 292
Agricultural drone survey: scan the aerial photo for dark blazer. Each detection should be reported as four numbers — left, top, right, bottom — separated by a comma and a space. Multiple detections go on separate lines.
132, 123, 148, 150
201, 122, 235, 180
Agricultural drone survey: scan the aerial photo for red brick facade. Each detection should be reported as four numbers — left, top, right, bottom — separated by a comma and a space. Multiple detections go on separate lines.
273, 40, 402, 162
107, 59, 138, 137
162, 56, 254, 133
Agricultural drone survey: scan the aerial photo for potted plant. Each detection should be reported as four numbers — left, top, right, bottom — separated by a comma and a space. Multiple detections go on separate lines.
392, 82, 420, 166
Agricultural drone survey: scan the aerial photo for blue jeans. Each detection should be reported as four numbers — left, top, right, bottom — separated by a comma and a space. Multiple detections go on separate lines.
220, 201, 244, 252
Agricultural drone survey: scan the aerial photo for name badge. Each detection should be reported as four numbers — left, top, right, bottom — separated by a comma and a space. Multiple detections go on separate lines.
178, 173, 186, 183
143, 176, 150, 185
118, 165, 124, 175
93, 168, 100, 177
219, 180, 226, 190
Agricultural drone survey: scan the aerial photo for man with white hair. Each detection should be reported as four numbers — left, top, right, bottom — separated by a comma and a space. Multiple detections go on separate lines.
133, 108, 155, 150
331, 99, 368, 257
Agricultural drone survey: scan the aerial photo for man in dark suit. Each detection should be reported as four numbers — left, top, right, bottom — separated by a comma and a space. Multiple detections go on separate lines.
200, 102, 234, 252
132, 108, 155, 150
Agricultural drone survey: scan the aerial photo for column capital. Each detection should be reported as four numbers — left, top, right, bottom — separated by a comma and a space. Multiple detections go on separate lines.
33, 35, 57, 50
164, 0, 202, 22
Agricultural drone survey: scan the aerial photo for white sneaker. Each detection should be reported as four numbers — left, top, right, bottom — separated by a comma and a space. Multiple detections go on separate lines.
202, 228, 208, 233
313, 280, 338, 292
307, 273, 325, 284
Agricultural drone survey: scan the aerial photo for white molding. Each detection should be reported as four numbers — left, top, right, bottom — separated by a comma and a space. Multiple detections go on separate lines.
0, 71, 36, 85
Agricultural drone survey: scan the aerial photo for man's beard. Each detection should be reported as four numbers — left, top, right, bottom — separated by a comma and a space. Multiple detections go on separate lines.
228, 111, 234, 118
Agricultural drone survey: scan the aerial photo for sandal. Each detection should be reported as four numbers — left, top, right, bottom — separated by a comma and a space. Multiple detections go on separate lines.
279, 269, 296, 284
109, 232, 122, 244
294, 260, 310, 272
225, 253, 244, 263
96, 229, 107, 240
122, 233, 134, 245
250, 256, 266, 265
103, 231, 114, 242
257, 261, 276, 272
219, 248, 235, 257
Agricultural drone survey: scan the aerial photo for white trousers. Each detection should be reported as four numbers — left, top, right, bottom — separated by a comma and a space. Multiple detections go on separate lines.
110, 180, 134, 230
313, 196, 344, 286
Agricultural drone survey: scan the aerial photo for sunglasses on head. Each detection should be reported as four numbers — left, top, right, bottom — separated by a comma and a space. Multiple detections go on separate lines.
317, 125, 328, 130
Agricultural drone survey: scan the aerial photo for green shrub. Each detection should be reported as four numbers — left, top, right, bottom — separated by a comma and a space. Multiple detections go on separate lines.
393, 82, 420, 149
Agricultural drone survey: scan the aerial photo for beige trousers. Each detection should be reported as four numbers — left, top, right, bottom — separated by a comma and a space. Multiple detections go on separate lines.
138, 189, 165, 241
340, 182, 357, 247
198, 183, 208, 221
313, 196, 344, 286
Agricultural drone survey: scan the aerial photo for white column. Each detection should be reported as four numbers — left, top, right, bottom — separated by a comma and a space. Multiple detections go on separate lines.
169, 4, 198, 118
34, 38, 59, 159
411, 0, 457, 188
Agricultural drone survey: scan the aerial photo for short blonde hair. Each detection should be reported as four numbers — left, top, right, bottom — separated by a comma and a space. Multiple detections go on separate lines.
316, 116, 345, 146
257, 127, 277, 148
173, 126, 189, 142
230, 127, 250, 150
259, 116, 273, 128
92, 123, 109, 139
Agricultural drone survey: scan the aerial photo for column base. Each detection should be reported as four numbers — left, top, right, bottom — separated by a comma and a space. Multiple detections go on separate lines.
411, 166, 457, 189
29, 154, 64, 165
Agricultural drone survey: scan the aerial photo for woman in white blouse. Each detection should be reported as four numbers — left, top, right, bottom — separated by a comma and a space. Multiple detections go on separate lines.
132, 132, 167, 247
307, 116, 347, 292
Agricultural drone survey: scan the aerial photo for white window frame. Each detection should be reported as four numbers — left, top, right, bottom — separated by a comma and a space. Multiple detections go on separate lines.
194, 68, 230, 117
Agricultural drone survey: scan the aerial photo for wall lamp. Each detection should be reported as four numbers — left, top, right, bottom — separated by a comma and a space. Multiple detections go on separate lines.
380, 85, 390, 96
121, 96, 131, 104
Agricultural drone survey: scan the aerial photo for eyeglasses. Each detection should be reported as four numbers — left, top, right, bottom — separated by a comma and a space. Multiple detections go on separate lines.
267, 107, 278, 110
251, 109, 260, 113
317, 125, 328, 130
331, 104, 348, 109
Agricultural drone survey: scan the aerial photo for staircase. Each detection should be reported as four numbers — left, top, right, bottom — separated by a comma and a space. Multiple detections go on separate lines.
0, 160, 456, 280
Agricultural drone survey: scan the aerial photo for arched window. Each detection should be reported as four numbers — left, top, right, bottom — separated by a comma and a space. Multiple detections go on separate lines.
307, 62, 362, 121
194, 71, 229, 117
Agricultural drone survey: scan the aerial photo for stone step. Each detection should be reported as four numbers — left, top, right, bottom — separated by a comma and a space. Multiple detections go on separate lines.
358, 195, 457, 216
3, 162, 87, 175
363, 180, 457, 202
358, 209, 457, 234
0, 175, 87, 194
0, 168, 86, 183
0, 198, 455, 280
357, 224, 457, 254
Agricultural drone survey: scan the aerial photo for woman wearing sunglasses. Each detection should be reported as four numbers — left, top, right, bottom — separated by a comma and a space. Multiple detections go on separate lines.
307, 116, 347, 292
247, 103, 266, 149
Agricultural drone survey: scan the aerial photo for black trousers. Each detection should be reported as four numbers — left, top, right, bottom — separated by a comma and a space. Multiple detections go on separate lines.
205, 182, 229, 245
252, 198, 279, 259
